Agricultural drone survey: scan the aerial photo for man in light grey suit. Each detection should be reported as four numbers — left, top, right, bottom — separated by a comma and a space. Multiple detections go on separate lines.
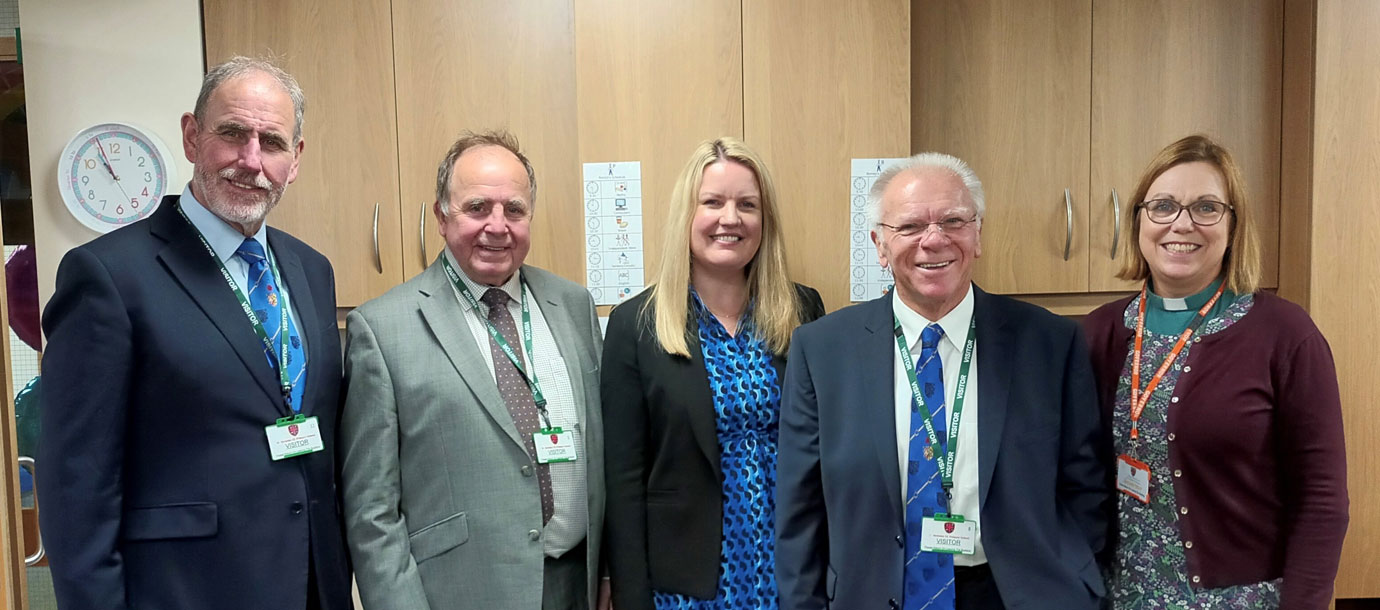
341, 131, 607, 610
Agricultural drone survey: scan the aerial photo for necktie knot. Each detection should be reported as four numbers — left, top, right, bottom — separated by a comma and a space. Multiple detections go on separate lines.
921, 323, 944, 350
480, 287, 510, 311
235, 238, 267, 265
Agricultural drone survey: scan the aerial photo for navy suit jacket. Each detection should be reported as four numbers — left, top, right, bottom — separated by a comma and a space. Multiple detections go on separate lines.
775, 287, 1109, 610
37, 196, 351, 610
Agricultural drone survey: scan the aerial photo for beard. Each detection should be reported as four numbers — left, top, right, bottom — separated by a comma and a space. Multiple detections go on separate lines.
191, 165, 286, 230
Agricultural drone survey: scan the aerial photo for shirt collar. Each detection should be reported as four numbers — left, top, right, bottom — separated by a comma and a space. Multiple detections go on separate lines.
892, 282, 975, 352
442, 248, 522, 312
179, 183, 270, 262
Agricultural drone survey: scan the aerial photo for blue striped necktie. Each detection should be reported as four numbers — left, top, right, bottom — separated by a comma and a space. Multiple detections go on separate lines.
904, 322, 954, 610
235, 238, 306, 411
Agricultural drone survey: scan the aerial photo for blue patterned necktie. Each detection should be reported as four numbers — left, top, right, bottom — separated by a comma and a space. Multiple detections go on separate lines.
904, 322, 954, 610
235, 238, 306, 411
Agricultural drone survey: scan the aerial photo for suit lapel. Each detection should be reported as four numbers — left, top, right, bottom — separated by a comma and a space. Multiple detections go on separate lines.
416, 261, 526, 451
973, 287, 1013, 507
267, 231, 321, 415
864, 294, 904, 528
151, 198, 287, 413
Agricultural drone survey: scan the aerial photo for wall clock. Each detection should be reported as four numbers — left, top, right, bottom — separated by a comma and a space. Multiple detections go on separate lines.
57, 122, 178, 233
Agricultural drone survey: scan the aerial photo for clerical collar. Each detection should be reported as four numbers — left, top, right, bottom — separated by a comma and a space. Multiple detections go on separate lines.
1148, 277, 1224, 312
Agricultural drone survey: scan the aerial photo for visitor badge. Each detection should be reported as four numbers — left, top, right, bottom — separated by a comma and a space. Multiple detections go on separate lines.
1116, 454, 1152, 503
265, 414, 325, 461
919, 513, 976, 555
534, 427, 577, 463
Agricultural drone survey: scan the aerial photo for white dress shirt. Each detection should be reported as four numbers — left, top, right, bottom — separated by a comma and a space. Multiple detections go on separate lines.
893, 284, 985, 565
178, 184, 308, 357
443, 249, 587, 558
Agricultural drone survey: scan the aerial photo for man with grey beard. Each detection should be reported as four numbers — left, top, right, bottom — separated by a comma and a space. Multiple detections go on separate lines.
37, 57, 351, 610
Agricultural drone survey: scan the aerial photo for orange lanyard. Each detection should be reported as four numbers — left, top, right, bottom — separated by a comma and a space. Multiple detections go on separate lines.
1128, 281, 1226, 440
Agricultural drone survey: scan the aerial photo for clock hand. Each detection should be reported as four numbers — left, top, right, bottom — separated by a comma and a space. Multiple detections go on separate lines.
95, 137, 121, 181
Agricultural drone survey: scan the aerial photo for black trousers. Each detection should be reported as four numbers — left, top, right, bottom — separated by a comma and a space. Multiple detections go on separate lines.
956, 564, 1006, 610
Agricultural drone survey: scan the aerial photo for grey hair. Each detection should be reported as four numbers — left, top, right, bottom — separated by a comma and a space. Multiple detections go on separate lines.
194, 57, 306, 144
866, 152, 986, 227
435, 130, 538, 216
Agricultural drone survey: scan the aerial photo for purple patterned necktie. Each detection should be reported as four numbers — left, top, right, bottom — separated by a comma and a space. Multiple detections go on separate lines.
480, 288, 553, 524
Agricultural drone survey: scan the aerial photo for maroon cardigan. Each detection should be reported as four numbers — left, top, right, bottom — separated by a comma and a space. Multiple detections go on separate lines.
1082, 291, 1348, 610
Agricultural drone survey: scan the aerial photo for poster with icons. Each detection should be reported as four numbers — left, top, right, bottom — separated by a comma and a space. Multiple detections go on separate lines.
849, 158, 907, 302
583, 161, 645, 306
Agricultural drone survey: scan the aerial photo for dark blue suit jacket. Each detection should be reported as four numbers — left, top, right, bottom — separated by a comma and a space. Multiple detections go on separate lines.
776, 287, 1109, 610
37, 196, 351, 610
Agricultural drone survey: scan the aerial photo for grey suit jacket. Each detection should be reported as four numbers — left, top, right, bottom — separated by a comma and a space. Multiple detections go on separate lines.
341, 260, 605, 610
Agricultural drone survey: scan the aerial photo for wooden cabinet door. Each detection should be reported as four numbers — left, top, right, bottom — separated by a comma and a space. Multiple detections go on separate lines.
1090, 0, 1283, 292
392, 0, 581, 284
744, 0, 911, 311
203, 0, 403, 308
912, 0, 1093, 295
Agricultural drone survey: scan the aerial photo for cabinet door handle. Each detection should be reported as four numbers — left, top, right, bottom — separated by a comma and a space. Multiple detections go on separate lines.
19, 456, 44, 566
419, 203, 428, 267
1110, 188, 1121, 260
372, 203, 382, 273
1063, 188, 1073, 262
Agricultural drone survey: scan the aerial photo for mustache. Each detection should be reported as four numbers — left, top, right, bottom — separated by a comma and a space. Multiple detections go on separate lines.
218, 168, 272, 190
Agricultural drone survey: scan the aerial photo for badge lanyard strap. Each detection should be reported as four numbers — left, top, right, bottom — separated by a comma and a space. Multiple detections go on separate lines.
440, 255, 551, 428
176, 203, 297, 411
894, 315, 976, 496
1128, 281, 1226, 441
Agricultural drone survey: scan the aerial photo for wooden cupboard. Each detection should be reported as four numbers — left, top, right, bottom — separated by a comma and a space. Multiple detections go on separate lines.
203, 0, 403, 308
913, 0, 1283, 296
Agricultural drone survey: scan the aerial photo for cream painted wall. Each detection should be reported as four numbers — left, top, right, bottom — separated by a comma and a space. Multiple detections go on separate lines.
19, 0, 203, 313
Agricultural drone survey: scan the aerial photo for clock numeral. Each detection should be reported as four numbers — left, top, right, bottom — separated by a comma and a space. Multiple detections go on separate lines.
144, 172, 152, 182
87, 189, 95, 200
116, 205, 124, 215
109, 142, 121, 155
99, 200, 108, 210
131, 198, 139, 209
85, 159, 97, 170
81, 175, 90, 185
138, 157, 146, 167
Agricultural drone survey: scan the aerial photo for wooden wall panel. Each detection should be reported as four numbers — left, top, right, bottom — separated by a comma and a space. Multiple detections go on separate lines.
1090, 1, 1284, 292
573, 0, 743, 310
204, 0, 402, 307
392, 0, 582, 284
743, 0, 910, 311
1311, 0, 1380, 597
1277, 0, 1315, 306
912, 0, 1092, 295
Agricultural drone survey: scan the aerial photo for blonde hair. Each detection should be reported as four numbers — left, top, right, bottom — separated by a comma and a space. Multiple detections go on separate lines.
644, 137, 805, 357
1116, 134, 1262, 294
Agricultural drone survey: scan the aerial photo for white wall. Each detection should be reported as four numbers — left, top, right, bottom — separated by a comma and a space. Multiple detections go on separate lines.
19, 0, 203, 311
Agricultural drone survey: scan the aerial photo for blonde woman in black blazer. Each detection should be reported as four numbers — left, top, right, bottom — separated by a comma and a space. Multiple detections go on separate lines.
602, 137, 825, 610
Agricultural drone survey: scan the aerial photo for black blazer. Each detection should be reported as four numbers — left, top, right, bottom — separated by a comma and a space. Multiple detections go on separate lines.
37, 197, 352, 610
602, 283, 825, 609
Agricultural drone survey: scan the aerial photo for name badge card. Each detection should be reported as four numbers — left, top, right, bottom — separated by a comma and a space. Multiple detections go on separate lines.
534, 427, 577, 464
264, 414, 325, 461
1116, 454, 1152, 503
919, 513, 977, 555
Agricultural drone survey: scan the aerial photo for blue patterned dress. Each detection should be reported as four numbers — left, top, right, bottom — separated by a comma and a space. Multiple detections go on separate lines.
654, 294, 781, 610
1109, 291, 1282, 609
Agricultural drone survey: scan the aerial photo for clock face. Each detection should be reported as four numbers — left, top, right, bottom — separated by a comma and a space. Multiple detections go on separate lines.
57, 122, 178, 233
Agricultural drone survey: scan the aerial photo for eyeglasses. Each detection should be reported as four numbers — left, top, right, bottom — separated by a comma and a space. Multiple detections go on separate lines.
878, 216, 979, 238
1137, 199, 1234, 226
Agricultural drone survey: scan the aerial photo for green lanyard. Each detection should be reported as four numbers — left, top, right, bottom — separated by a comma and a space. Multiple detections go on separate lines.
439, 255, 548, 415
893, 315, 976, 493
176, 203, 297, 411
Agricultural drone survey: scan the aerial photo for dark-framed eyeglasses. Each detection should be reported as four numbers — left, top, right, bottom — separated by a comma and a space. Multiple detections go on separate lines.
877, 216, 980, 238
1137, 199, 1233, 226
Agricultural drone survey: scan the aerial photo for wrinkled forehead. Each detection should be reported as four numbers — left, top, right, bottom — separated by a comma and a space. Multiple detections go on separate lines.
882, 170, 975, 219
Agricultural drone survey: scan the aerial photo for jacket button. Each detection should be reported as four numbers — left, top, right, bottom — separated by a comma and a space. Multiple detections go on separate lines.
521, 465, 533, 477
290, 502, 304, 515
528, 529, 541, 541
895, 535, 904, 547
889, 599, 900, 609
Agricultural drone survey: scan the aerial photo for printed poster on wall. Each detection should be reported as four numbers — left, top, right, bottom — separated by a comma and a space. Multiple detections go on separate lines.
583, 161, 645, 306
849, 158, 906, 302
